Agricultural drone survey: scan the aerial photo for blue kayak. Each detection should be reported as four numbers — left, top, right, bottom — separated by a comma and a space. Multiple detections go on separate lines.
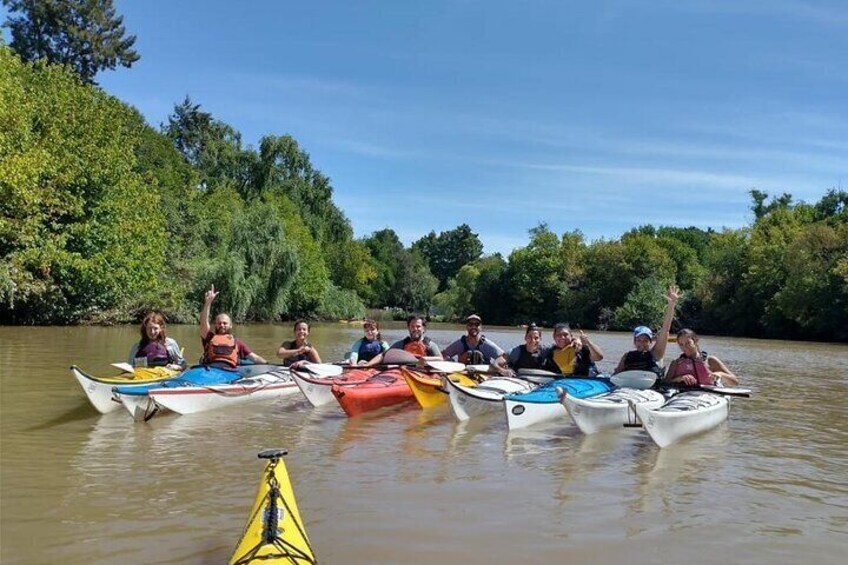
504, 377, 614, 430
113, 365, 241, 396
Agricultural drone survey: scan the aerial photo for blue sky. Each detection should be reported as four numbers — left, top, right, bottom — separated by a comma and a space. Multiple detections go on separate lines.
5, 1, 847, 255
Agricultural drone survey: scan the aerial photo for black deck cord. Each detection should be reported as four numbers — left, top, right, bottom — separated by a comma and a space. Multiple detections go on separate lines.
231, 457, 318, 565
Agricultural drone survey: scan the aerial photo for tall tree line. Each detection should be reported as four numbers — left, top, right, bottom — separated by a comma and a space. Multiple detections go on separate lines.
1, 36, 846, 340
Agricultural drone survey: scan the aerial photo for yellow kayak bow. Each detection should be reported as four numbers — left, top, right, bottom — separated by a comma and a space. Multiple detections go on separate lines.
230, 449, 316, 564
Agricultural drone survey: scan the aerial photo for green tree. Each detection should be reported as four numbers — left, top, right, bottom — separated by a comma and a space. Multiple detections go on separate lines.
163, 97, 256, 195
503, 224, 565, 325
3, 0, 139, 84
327, 239, 377, 298
363, 229, 406, 306
198, 201, 299, 321
256, 134, 353, 247
392, 250, 438, 312
0, 46, 165, 323
412, 224, 483, 291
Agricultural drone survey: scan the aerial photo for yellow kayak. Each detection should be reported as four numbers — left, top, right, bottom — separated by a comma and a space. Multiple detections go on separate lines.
401, 366, 478, 409
230, 449, 316, 565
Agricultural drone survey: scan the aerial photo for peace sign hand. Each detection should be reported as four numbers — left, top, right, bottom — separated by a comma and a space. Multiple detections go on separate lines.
204, 284, 219, 304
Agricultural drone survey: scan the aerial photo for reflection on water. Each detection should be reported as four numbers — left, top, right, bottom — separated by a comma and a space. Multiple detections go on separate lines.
1, 325, 847, 564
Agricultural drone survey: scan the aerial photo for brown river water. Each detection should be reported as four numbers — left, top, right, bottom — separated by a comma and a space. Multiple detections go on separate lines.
1, 323, 846, 564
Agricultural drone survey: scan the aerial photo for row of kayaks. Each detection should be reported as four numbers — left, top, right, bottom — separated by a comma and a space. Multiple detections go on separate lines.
71, 362, 748, 564
71, 362, 747, 448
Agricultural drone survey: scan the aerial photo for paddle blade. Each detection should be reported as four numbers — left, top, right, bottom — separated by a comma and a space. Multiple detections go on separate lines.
610, 370, 657, 390
382, 348, 419, 365
427, 360, 466, 373
111, 362, 136, 374
700, 385, 752, 397
300, 363, 343, 377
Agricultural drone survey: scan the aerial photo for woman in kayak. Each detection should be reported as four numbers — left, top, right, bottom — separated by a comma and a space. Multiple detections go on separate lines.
128, 312, 186, 369
277, 320, 322, 368
613, 285, 681, 376
347, 318, 389, 365
493, 324, 550, 375
663, 329, 739, 386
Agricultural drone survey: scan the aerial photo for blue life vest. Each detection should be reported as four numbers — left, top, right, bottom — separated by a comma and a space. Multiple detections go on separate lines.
357, 339, 384, 362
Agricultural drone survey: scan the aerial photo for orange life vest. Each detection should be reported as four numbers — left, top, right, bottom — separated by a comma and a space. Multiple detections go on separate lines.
403, 338, 429, 357
204, 333, 239, 367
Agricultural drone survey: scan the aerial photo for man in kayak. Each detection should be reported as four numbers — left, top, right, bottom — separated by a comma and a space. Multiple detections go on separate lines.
199, 285, 267, 367
363, 314, 441, 365
441, 314, 507, 365
613, 285, 680, 376
547, 324, 604, 376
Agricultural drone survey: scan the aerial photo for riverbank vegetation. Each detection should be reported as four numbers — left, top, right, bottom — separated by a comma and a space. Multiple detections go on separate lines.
1, 43, 846, 341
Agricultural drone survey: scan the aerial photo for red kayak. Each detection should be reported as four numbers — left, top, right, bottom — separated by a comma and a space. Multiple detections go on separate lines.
331, 368, 415, 417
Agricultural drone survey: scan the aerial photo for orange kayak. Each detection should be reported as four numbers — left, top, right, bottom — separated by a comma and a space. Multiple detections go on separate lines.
331, 368, 414, 417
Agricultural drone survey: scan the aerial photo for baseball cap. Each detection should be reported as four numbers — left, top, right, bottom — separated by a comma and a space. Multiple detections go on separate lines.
465, 314, 482, 323
633, 326, 654, 339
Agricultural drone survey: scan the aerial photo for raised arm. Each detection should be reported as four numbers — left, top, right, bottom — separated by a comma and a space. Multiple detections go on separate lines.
200, 285, 218, 337
579, 330, 604, 362
652, 285, 681, 363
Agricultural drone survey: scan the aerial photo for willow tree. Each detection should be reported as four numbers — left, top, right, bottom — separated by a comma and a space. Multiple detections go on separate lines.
199, 200, 299, 321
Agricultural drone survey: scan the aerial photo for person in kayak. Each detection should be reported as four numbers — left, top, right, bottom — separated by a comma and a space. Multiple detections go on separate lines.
277, 320, 322, 368
547, 324, 603, 376
363, 314, 441, 366
663, 329, 739, 387
613, 285, 681, 376
493, 324, 549, 375
346, 318, 389, 365
128, 311, 187, 369
441, 314, 506, 365
199, 285, 267, 368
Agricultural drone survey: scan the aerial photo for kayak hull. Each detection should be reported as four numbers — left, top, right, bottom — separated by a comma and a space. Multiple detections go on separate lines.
291, 368, 375, 407
70, 365, 178, 414
636, 391, 730, 447
331, 368, 414, 417
229, 452, 315, 564
402, 367, 476, 409
505, 378, 614, 430
112, 365, 245, 421
445, 376, 536, 422
149, 366, 298, 414
563, 388, 666, 434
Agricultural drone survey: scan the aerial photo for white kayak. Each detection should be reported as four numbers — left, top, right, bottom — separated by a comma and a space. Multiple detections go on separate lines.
444, 376, 536, 422
562, 388, 666, 434
291, 367, 377, 407
505, 377, 614, 431
70, 365, 179, 414
635, 391, 730, 447
148, 365, 298, 414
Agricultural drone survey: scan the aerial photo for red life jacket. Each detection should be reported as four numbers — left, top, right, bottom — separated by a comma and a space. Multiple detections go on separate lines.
204, 333, 239, 367
403, 337, 430, 357
670, 353, 712, 385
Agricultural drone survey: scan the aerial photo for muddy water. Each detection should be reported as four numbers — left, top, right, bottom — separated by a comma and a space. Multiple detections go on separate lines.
1, 324, 846, 564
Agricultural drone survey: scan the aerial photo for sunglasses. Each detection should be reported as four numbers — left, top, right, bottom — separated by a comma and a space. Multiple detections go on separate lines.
466, 322, 481, 327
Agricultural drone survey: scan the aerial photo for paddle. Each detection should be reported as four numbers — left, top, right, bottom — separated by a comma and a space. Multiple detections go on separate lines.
426, 360, 466, 373
610, 370, 658, 390
297, 362, 344, 377
695, 384, 752, 398
381, 348, 419, 365
111, 362, 136, 374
